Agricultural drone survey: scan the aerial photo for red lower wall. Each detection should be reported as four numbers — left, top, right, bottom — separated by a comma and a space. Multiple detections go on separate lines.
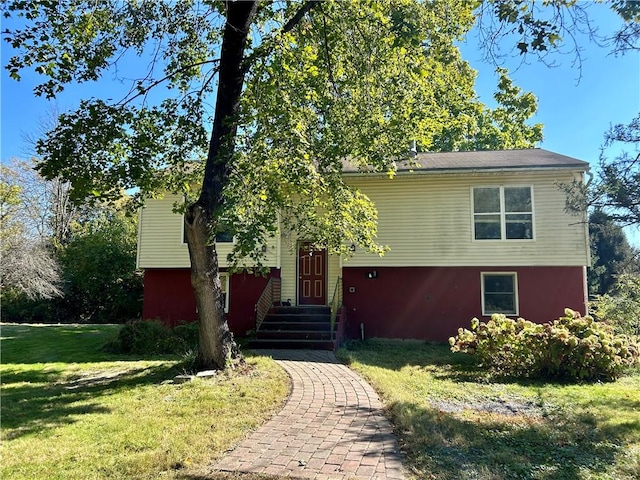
142, 268, 278, 335
143, 265, 586, 342
341, 266, 587, 342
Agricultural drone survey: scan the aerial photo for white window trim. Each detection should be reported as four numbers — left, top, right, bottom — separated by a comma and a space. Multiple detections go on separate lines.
471, 185, 535, 242
220, 273, 230, 313
181, 214, 235, 245
481, 272, 519, 316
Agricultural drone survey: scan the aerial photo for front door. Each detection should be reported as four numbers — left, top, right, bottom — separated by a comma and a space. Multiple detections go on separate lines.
298, 243, 327, 305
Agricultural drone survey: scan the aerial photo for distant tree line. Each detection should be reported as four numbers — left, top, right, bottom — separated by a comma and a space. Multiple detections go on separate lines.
1, 158, 142, 323
579, 116, 640, 336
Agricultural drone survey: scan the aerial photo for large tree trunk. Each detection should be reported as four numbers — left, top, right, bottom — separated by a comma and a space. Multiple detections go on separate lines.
185, 1, 258, 371
185, 204, 238, 370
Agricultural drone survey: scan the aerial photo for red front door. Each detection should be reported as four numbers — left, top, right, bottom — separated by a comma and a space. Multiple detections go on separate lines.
298, 243, 327, 305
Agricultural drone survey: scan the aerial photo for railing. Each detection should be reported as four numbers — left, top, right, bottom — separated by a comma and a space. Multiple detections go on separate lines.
254, 277, 281, 332
329, 276, 343, 340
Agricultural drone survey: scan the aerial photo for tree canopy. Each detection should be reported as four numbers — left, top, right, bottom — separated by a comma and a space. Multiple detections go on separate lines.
3, 0, 548, 262
588, 209, 639, 295
5, 0, 637, 369
1, 160, 62, 299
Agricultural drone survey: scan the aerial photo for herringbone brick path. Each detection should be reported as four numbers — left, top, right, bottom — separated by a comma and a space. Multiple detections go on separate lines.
212, 350, 405, 479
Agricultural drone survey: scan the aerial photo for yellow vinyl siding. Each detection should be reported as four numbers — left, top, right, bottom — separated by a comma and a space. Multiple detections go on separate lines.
279, 238, 297, 304
137, 194, 278, 269
344, 170, 589, 267
138, 169, 588, 281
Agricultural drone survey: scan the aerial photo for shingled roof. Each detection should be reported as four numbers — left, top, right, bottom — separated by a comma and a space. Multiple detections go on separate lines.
342, 148, 589, 173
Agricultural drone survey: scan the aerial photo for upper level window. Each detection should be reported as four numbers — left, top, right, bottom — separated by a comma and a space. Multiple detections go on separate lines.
473, 186, 533, 240
182, 216, 234, 244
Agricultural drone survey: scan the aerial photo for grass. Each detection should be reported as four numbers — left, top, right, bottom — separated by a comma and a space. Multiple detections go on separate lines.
5, 324, 639, 480
337, 339, 640, 480
1, 323, 290, 480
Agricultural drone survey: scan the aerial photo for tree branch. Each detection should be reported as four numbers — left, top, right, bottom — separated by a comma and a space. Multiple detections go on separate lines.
118, 59, 221, 107
242, 0, 321, 73
282, 0, 318, 34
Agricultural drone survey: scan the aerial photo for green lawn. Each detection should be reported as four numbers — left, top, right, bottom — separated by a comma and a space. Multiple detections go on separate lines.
1, 323, 290, 480
337, 340, 640, 480
5, 324, 639, 480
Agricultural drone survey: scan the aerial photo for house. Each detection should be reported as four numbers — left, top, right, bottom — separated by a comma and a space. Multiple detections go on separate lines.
137, 149, 590, 344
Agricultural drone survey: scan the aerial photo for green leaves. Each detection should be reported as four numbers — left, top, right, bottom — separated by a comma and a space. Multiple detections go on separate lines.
34, 96, 208, 208
3, 0, 575, 267
451, 309, 640, 381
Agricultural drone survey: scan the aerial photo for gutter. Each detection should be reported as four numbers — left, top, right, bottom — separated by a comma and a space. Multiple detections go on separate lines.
342, 165, 590, 178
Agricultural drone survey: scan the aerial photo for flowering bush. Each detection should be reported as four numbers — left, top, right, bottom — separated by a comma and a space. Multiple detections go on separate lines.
450, 309, 640, 381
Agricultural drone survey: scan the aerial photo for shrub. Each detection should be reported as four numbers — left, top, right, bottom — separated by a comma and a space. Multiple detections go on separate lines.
105, 320, 199, 355
1, 288, 57, 323
450, 309, 640, 381
590, 273, 640, 336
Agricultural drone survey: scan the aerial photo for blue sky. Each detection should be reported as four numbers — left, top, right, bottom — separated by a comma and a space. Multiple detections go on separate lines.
1, 3, 638, 240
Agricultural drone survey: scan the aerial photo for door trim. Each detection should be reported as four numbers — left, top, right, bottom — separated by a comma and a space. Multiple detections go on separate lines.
296, 241, 327, 306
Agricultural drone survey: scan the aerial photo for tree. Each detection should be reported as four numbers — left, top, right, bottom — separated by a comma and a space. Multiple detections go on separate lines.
590, 273, 640, 336
588, 209, 639, 295
433, 67, 543, 152
4, 0, 634, 369
59, 210, 142, 323
1, 157, 78, 246
20, 104, 80, 246
1, 158, 140, 323
1, 161, 62, 300
594, 115, 640, 227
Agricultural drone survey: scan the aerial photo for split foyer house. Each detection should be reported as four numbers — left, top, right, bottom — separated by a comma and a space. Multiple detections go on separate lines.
137, 148, 590, 344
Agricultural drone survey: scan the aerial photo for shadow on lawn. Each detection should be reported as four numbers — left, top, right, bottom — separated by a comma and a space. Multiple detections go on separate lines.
1, 363, 178, 440
0, 324, 121, 364
338, 340, 480, 374
338, 341, 640, 479
386, 398, 638, 480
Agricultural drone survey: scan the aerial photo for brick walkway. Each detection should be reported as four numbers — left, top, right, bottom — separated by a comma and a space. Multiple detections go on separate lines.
212, 350, 405, 479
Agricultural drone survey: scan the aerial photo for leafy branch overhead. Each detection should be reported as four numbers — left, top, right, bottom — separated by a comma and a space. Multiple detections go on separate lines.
5, 0, 636, 370
562, 115, 640, 228
3, 0, 554, 261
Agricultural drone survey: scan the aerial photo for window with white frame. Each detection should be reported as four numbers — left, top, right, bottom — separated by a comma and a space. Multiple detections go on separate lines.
220, 273, 230, 313
473, 186, 533, 240
482, 273, 518, 316
182, 215, 234, 244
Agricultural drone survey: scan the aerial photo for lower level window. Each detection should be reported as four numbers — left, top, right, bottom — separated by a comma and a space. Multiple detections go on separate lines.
220, 274, 229, 313
482, 273, 518, 315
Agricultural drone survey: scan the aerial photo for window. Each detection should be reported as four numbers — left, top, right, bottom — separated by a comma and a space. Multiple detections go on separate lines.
182, 216, 234, 244
473, 186, 533, 240
220, 273, 229, 313
482, 273, 518, 316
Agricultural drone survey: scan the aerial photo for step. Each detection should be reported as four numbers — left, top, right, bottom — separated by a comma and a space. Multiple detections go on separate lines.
259, 321, 332, 332
256, 330, 333, 341
270, 306, 331, 315
262, 313, 331, 324
248, 338, 336, 350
